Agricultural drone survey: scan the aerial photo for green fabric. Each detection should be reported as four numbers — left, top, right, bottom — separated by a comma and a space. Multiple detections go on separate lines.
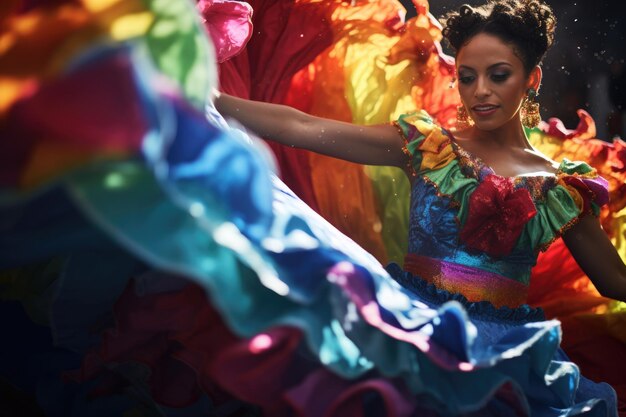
142, 0, 216, 110
524, 184, 580, 251
365, 165, 410, 265
558, 159, 595, 175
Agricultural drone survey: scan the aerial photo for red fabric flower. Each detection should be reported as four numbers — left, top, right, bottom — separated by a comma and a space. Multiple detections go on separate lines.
460, 175, 537, 257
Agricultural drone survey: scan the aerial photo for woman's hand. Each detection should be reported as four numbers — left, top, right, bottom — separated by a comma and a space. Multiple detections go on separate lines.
214, 93, 408, 168
563, 215, 626, 302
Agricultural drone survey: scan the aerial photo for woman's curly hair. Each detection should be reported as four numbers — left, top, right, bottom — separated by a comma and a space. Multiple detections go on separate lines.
441, 0, 556, 74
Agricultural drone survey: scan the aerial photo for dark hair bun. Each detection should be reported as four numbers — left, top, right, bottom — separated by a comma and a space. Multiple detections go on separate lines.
442, 0, 556, 73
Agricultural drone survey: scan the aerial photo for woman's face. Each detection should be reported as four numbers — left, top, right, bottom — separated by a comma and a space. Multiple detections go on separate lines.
455, 32, 535, 131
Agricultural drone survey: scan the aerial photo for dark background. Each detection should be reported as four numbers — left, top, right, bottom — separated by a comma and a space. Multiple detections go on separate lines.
400, 0, 626, 140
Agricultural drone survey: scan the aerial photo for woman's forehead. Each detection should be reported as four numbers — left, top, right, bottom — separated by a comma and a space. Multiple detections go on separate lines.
456, 33, 523, 69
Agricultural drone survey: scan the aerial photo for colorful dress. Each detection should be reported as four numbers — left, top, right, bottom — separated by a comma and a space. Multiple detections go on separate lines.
0, 1, 623, 416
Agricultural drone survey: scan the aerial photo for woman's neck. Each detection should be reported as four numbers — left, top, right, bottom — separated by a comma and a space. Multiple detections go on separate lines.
470, 116, 531, 150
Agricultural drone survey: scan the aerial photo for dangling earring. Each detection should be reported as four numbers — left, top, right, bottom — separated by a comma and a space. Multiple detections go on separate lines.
456, 105, 473, 129
521, 88, 541, 128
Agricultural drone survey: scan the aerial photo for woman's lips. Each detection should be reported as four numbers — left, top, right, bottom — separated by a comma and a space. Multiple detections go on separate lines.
472, 104, 499, 117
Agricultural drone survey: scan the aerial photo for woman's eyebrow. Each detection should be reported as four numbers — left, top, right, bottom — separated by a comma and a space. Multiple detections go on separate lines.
488, 62, 513, 70
458, 62, 513, 71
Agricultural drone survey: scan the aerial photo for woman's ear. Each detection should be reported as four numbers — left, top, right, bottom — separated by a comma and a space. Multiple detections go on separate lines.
527, 66, 542, 92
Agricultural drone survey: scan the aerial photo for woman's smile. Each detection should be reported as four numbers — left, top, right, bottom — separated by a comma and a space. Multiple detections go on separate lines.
471, 103, 500, 118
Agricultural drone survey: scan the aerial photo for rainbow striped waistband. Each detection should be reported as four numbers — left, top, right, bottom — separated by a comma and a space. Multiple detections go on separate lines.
403, 253, 528, 309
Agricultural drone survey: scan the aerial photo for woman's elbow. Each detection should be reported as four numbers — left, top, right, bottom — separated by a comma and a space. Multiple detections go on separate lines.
598, 289, 621, 302
596, 274, 626, 302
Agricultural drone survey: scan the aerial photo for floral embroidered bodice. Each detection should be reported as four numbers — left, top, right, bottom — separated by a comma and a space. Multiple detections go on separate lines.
394, 111, 609, 307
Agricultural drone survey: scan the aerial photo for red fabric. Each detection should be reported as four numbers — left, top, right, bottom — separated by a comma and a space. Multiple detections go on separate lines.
560, 314, 626, 415
610, 138, 626, 173
218, 56, 250, 99
71, 280, 307, 411
541, 109, 596, 140
217, 0, 339, 212
459, 175, 537, 257
529, 239, 608, 318
284, 371, 418, 417
0, 52, 147, 186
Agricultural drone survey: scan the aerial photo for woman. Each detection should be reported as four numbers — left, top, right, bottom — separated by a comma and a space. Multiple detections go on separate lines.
213, 0, 625, 412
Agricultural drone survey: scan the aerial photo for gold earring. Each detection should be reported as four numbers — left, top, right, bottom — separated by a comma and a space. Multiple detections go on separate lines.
521, 88, 540, 128
456, 105, 473, 129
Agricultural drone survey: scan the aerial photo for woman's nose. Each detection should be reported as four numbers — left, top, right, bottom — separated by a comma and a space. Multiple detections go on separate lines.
474, 77, 492, 98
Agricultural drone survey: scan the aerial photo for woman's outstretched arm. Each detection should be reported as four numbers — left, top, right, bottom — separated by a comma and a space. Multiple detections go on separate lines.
563, 215, 626, 302
214, 93, 407, 168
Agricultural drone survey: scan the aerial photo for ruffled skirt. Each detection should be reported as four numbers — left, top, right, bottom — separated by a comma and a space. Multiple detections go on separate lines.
0, 0, 621, 416
1, 105, 618, 415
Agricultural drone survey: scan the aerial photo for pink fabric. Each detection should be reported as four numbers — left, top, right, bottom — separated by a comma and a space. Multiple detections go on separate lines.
197, 0, 253, 63
285, 370, 418, 417
328, 261, 475, 371
404, 253, 529, 308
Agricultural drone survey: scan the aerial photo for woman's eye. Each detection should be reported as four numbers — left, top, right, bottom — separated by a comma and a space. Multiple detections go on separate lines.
491, 73, 510, 82
458, 76, 475, 84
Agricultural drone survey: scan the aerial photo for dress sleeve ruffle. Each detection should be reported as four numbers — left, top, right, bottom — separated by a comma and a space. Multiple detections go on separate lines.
557, 159, 609, 216
393, 111, 456, 177
532, 159, 609, 252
